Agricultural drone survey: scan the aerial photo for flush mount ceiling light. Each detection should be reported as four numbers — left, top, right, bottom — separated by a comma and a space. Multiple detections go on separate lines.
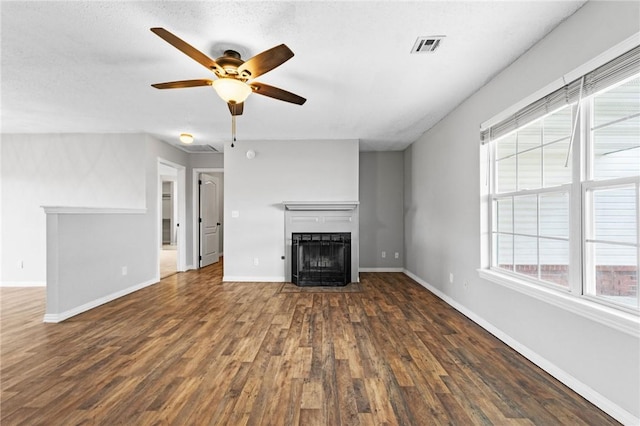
179, 133, 194, 144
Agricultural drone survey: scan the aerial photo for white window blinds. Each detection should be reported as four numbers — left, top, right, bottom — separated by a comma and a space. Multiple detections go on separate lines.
481, 45, 640, 144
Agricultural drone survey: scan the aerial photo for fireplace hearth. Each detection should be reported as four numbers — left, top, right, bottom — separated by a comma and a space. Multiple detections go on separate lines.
292, 233, 351, 286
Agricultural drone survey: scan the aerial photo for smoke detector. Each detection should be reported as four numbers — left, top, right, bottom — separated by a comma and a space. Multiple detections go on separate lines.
411, 36, 445, 54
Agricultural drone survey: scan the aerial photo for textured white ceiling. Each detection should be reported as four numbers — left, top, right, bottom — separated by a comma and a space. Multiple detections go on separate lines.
1, 1, 586, 152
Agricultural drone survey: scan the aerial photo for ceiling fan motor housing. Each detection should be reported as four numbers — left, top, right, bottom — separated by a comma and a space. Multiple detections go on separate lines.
216, 50, 247, 77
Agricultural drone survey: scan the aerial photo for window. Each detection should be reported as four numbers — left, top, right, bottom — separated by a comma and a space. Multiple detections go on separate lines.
493, 107, 573, 288
483, 45, 640, 314
584, 77, 640, 309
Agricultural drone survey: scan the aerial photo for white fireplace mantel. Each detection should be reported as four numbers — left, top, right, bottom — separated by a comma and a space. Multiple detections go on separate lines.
283, 201, 359, 211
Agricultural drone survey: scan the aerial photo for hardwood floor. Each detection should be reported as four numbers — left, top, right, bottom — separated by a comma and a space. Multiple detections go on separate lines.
160, 245, 177, 279
1, 263, 618, 425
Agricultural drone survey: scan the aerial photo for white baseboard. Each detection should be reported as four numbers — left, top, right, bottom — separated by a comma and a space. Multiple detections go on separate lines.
403, 269, 639, 426
0, 281, 46, 287
43, 278, 159, 323
359, 267, 404, 273
222, 276, 285, 283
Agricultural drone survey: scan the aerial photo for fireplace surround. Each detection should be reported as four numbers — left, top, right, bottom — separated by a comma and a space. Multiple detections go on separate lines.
283, 201, 359, 284
292, 233, 351, 286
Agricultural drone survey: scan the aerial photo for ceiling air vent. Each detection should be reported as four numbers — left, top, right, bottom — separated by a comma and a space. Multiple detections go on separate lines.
411, 36, 445, 54
176, 144, 219, 154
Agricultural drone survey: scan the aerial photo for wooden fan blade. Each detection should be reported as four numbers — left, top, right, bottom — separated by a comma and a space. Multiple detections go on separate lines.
150, 28, 223, 74
151, 79, 213, 89
237, 44, 294, 79
228, 102, 244, 116
250, 82, 306, 105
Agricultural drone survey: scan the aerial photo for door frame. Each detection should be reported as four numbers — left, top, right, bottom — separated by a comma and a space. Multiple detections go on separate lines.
192, 167, 224, 268
160, 177, 177, 246
158, 158, 186, 274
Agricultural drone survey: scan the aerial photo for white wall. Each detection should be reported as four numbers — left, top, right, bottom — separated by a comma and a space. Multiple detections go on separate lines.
45, 208, 150, 319
223, 139, 358, 281
1, 133, 146, 285
0, 133, 201, 317
0, 134, 224, 292
404, 2, 639, 422
40, 134, 190, 319
359, 151, 404, 270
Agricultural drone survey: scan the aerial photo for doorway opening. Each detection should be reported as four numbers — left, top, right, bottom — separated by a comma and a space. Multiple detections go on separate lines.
158, 159, 186, 278
161, 178, 177, 278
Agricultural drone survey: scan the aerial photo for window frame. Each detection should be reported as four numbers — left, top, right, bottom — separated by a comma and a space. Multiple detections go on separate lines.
488, 104, 579, 295
488, 85, 639, 314
581, 91, 640, 312
479, 39, 640, 336
482, 87, 640, 336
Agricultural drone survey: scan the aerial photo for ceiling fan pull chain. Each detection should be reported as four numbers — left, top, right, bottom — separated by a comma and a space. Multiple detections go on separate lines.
231, 115, 237, 148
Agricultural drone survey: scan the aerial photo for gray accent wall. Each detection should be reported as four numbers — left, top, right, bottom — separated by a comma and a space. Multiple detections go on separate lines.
359, 151, 403, 269
403, 1, 639, 420
189, 152, 223, 169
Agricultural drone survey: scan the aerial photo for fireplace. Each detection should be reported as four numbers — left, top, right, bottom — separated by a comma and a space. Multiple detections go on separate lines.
292, 233, 351, 286
283, 201, 359, 284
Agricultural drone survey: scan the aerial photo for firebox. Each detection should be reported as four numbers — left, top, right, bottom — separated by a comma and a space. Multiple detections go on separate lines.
292, 233, 352, 286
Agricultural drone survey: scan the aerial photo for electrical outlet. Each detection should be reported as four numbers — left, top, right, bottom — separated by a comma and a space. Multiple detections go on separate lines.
394, 252, 399, 259
253, 258, 259, 266
122, 266, 128, 276
449, 273, 453, 283
382, 251, 386, 258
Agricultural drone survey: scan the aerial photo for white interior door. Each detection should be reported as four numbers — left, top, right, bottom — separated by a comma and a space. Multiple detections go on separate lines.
200, 173, 220, 267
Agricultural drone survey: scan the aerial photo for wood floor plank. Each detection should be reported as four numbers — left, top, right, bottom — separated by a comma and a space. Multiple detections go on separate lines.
335, 359, 361, 425
0, 261, 620, 425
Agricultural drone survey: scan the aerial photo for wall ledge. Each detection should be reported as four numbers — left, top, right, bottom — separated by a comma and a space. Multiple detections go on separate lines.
0, 281, 46, 287
283, 201, 359, 211
404, 268, 639, 426
42, 206, 146, 215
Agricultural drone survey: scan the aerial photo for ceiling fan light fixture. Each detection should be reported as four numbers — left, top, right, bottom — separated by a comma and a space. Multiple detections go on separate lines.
179, 133, 194, 144
212, 78, 252, 104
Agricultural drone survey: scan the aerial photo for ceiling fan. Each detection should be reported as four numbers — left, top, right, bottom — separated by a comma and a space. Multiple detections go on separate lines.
150, 27, 306, 117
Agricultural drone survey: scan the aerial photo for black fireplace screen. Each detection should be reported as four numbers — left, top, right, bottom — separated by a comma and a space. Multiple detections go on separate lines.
292, 233, 351, 286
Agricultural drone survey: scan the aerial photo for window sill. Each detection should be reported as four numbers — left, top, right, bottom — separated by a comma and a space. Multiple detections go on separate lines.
477, 269, 639, 337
